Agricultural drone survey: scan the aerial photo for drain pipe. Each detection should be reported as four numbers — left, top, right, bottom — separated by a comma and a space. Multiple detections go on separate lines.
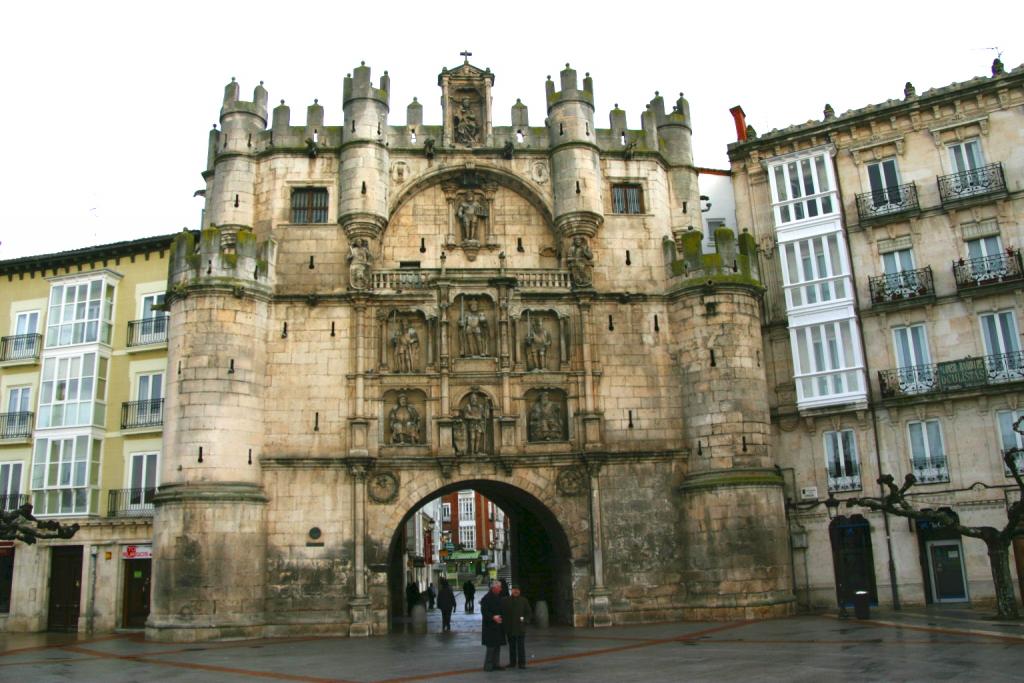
836, 176, 901, 611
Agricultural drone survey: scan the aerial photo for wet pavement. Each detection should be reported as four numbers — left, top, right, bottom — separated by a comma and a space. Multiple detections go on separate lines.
2, 606, 1023, 682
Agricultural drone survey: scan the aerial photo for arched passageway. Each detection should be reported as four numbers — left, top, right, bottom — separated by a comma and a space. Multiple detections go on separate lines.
385, 479, 574, 630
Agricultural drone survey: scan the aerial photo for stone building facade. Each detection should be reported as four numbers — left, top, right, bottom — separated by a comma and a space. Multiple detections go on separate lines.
728, 61, 1024, 611
149, 59, 794, 641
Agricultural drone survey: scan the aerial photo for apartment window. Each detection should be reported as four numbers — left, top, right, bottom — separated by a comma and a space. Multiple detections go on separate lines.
290, 188, 329, 224
441, 502, 451, 521
458, 495, 474, 521
769, 152, 836, 225
0, 461, 23, 510
458, 526, 476, 548
2, 387, 31, 439
996, 410, 1024, 477
45, 278, 115, 348
30, 435, 101, 515
980, 311, 1022, 382
611, 184, 644, 214
781, 233, 849, 307
966, 235, 1002, 261
791, 321, 862, 402
6, 310, 41, 360
127, 452, 158, 507
882, 248, 914, 275
891, 324, 932, 394
133, 293, 168, 345
824, 429, 861, 492
37, 353, 107, 429
867, 158, 902, 207
908, 420, 948, 483
135, 372, 164, 425
948, 139, 984, 177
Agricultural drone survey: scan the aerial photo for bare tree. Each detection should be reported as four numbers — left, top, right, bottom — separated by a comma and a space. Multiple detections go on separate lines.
0, 504, 80, 545
845, 421, 1024, 619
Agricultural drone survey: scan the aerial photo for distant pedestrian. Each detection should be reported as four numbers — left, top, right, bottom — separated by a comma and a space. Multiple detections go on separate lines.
427, 582, 436, 609
480, 581, 506, 672
502, 584, 530, 669
463, 579, 476, 613
437, 578, 456, 632
499, 578, 510, 598
405, 579, 420, 616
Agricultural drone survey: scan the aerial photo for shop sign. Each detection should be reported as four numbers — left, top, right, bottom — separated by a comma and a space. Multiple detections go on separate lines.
122, 545, 152, 559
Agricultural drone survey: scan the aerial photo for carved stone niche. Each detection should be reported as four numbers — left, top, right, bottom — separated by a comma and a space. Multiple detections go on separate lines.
378, 309, 434, 373
441, 172, 498, 261
453, 389, 495, 456
515, 310, 567, 372
452, 294, 496, 363
382, 389, 428, 447
525, 388, 569, 443
439, 61, 493, 149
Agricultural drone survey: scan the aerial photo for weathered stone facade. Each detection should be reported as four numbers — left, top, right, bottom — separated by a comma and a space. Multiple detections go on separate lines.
148, 59, 795, 641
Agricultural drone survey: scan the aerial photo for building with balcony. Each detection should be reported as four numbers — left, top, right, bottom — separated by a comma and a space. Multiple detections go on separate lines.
0, 233, 178, 632
729, 60, 1024, 613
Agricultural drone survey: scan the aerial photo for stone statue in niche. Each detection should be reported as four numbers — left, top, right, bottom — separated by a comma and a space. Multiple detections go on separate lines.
525, 316, 551, 371
453, 95, 480, 145
457, 196, 488, 243
388, 393, 421, 445
568, 236, 594, 288
528, 391, 564, 442
390, 320, 420, 373
347, 237, 372, 290
458, 299, 489, 357
460, 392, 490, 455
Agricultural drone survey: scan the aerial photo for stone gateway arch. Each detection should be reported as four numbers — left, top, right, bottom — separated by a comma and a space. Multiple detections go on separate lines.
148, 60, 794, 642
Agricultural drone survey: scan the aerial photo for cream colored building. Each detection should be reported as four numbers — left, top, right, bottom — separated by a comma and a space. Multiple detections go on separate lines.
0, 234, 177, 632
728, 60, 1024, 610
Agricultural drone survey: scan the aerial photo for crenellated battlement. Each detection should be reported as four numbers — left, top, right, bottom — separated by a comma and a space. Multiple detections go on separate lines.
167, 226, 276, 294
671, 227, 761, 286
221, 78, 269, 125
343, 62, 390, 108
545, 63, 594, 110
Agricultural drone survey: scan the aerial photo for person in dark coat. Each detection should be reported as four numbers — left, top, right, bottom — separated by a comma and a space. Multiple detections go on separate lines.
502, 584, 531, 669
462, 579, 476, 613
479, 581, 506, 671
405, 579, 420, 616
426, 582, 436, 609
499, 578, 510, 598
437, 578, 456, 632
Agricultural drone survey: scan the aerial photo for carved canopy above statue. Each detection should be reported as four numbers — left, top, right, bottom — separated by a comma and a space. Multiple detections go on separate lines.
439, 62, 495, 148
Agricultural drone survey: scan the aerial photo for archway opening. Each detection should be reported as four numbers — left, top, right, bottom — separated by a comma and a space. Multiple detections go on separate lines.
385, 479, 574, 632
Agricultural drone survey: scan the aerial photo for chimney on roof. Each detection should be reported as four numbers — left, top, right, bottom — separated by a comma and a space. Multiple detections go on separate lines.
729, 106, 748, 142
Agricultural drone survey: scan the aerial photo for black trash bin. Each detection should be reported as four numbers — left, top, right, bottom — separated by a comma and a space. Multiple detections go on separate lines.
853, 590, 871, 619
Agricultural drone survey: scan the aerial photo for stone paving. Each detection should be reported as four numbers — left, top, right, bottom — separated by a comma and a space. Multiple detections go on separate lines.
2, 607, 1023, 682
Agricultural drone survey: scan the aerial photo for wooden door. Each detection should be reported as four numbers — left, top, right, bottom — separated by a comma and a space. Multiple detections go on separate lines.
122, 558, 152, 628
48, 546, 83, 632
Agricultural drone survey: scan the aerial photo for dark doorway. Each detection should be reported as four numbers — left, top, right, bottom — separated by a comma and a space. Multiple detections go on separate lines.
829, 515, 878, 606
916, 508, 968, 603
385, 479, 574, 631
122, 558, 152, 628
48, 546, 83, 632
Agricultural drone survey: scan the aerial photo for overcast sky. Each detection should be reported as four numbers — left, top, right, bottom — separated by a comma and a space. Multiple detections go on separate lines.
0, 1, 1017, 260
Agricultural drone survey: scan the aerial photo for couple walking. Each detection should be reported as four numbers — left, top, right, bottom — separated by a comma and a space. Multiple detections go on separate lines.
480, 580, 531, 671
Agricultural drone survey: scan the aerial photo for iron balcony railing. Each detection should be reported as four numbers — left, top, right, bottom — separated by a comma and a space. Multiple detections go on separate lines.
0, 412, 33, 439
953, 252, 1024, 289
868, 266, 934, 306
120, 399, 164, 429
912, 457, 950, 484
0, 333, 42, 362
127, 317, 168, 347
938, 162, 1006, 204
828, 472, 862, 493
107, 487, 157, 516
878, 350, 1024, 398
855, 182, 919, 222
0, 493, 29, 512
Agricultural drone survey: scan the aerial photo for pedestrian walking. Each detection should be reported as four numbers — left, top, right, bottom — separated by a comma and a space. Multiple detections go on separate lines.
405, 579, 420, 616
462, 579, 476, 613
479, 581, 506, 672
427, 582, 436, 610
499, 578, 510, 598
502, 584, 530, 669
437, 578, 456, 632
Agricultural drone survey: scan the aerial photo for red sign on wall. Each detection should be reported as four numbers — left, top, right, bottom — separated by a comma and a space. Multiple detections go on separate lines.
121, 545, 152, 560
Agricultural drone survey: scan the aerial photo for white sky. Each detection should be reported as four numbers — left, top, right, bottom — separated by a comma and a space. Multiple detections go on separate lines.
0, 1, 1017, 260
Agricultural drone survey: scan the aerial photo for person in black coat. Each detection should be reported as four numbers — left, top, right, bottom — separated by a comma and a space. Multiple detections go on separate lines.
437, 578, 456, 632
405, 579, 420, 616
427, 582, 436, 609
462, 579, 476, 613
479, 581, 506, 672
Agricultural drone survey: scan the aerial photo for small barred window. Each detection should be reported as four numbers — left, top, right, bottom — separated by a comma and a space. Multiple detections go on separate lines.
611, 184, 644, 214
290, 188, 329, 224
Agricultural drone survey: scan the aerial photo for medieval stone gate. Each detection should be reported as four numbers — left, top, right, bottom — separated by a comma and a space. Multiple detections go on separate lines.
147, 59, 794, 642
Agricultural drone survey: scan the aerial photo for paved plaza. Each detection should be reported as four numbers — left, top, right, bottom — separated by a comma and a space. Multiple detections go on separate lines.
2, 607, 1023, 682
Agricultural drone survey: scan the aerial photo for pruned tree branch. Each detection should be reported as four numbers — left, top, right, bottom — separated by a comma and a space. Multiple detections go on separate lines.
0, 505, 80, 545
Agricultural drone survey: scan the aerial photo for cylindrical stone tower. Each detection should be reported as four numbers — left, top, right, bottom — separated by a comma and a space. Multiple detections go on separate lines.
546, 64, 603, 245
670, 228, 795, 619
340, 62, 390, 249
